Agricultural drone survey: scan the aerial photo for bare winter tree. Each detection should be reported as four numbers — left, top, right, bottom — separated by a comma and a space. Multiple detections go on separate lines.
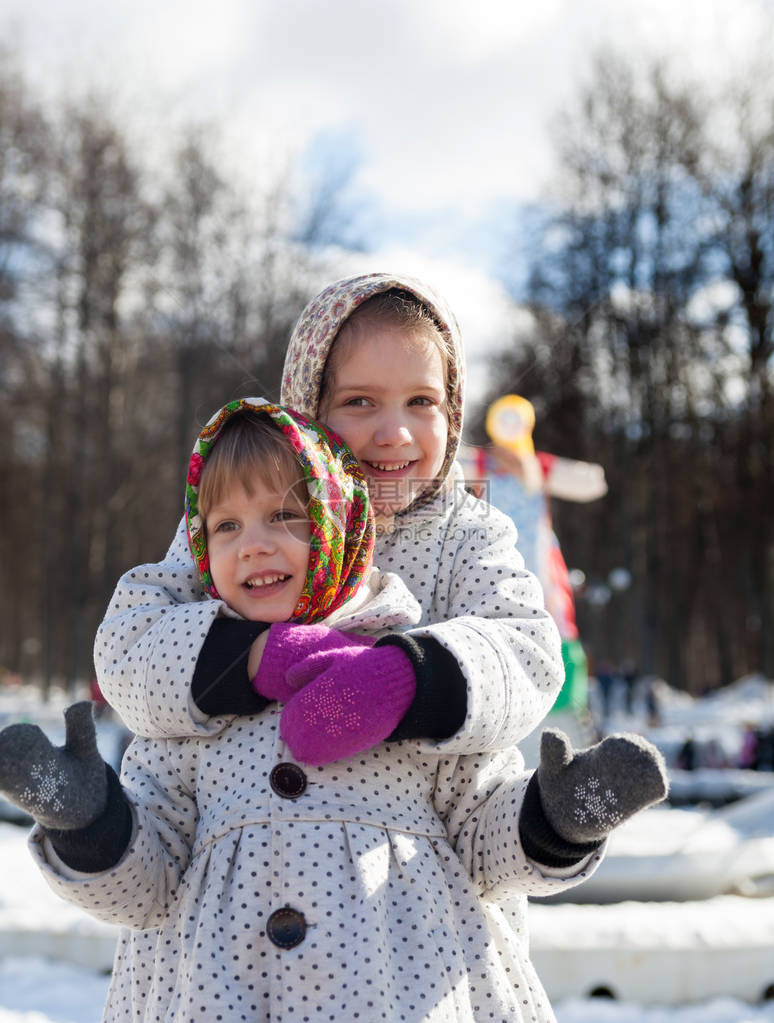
683, 74, 774, 679
0, 66, 366, 697
0, 56, 51, 682
38, 100, 151, 692
481, 52, 774, 690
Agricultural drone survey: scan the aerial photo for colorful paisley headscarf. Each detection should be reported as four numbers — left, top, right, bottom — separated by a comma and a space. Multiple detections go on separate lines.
281, 272, 466, 514
185, 397, 374, 624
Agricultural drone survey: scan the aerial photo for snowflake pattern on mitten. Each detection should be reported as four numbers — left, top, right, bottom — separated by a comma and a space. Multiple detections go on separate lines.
537, 728, 668, 845
571, 777, 623, 832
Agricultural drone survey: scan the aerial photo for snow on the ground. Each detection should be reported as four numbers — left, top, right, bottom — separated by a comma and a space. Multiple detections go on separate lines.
0, 958, 110, 1023
0, 824, 117, 948
599, 674, 774, 768
537, 791, 774, 903
556, 1000, 774, 1022
529, 892, 774, 951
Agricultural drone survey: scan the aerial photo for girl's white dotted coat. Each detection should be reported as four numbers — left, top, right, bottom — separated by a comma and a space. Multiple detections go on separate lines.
31, 571, 602, 1020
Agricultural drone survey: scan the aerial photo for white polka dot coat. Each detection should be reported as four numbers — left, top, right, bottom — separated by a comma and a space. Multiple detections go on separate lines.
31, 571, 602, 1022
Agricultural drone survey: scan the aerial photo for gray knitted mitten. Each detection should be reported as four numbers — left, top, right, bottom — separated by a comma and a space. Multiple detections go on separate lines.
536, 728, 668, 845
0, 701, 108, 829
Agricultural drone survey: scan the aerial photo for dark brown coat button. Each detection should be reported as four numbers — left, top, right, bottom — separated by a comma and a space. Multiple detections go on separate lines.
270, 762, 307, 799
266, 908, 306, 948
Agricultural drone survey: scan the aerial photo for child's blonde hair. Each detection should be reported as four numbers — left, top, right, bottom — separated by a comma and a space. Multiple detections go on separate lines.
198, 412, 307, 525
319, 289, 456, 417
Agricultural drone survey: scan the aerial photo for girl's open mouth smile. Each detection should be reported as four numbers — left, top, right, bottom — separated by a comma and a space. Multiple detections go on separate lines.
243, 574, 292, 594
364, 460, 416, 477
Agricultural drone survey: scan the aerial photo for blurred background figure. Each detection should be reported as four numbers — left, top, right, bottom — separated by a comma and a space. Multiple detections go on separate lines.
594, 661, 617, 720
460, 395, 608, 755
739, 723, 760, 770
676, 734, 697, 771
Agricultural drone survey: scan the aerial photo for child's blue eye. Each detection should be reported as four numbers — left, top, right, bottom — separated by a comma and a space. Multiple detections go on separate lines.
274, 510, 307, 522
214, 520, 238, 533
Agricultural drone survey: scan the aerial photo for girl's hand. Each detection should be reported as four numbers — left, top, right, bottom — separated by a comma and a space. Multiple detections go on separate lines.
252, 623, 373, 703
0, 702, 108, 830
278, 645, 416, 766
534, 728, 668, 845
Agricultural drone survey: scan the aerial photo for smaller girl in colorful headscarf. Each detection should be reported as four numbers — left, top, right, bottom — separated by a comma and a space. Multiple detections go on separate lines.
184, 397, 423, 758
187, 397, 376, 624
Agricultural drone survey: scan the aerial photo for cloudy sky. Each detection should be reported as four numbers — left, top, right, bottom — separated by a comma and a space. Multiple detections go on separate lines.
3, 0, 772, 401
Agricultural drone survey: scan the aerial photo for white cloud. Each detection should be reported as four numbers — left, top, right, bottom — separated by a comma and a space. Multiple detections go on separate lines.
3, 0, 771, 404
7, 0, 772, 215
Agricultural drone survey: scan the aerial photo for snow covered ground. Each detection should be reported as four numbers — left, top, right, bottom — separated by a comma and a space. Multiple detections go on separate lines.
0, 677, 773, 1021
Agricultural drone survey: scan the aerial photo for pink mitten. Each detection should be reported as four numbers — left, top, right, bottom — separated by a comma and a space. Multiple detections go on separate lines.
252, 623, 374, 703
279, 645, 416, 766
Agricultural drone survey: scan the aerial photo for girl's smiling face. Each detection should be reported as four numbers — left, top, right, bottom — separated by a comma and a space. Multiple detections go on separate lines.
320, 325, 449, 523
206, 477, 311, 622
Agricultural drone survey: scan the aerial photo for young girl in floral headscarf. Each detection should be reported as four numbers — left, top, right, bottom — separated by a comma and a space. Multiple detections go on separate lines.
0, 397, 667, 1023
184, 398, 424, 761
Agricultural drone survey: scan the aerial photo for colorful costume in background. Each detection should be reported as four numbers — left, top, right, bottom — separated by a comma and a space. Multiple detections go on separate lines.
460, 395, 606, 721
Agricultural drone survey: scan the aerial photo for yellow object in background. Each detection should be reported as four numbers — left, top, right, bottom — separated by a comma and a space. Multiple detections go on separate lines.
485, 395, 536, 456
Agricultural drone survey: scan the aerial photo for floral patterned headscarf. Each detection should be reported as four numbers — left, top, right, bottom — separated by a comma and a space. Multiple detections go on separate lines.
185, 397, 374, 623
281, 272, 466, 514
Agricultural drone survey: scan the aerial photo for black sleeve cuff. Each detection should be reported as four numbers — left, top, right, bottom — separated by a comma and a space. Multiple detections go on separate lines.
518, 772, 603, 868
375, 634, 468, 741
44, 764, 133, 873
192, 619, 272, 716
